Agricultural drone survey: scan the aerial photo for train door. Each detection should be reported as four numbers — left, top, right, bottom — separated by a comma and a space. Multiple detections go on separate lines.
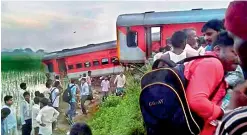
57, 58, 67, 76
117, 26, 146, 64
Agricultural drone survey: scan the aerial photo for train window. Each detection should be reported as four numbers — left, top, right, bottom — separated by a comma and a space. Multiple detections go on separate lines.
68, 65, 74, 70
93, 60, 100, 66
76, 63, 82, 69
47, 62, 54, 72
102, 58, 109, 65
84, 62, 91, 68
127, 30, 138, 47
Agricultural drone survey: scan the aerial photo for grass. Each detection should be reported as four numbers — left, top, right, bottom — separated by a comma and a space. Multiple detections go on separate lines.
87, 66, 151, 135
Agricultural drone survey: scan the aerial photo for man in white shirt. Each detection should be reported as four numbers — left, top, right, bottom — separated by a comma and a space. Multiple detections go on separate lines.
36, 98, 59, 135
183, 28, 199, 57
114, 73, 126, 96
101, 77, 110, 101
80, 77, 90, 115
50, 81, 61, 130
20, 92, 32, 135
32, 97, 40, 135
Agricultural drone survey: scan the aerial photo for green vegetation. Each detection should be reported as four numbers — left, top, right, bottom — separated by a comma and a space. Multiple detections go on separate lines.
1, 53, 45, 72
87, 66, 151, 135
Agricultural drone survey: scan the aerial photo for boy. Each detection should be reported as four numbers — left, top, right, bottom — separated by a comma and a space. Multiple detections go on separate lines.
32, 97, 40, 135
2, 95, 18, 135
20, 92, 32, 135
36, 98, 59, 135
101, 77, 110, 101
1, 108, 11, 135
66, 79, 77, 122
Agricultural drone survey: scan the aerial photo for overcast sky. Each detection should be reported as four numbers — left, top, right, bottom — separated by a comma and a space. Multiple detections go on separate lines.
1, 1, 231, 52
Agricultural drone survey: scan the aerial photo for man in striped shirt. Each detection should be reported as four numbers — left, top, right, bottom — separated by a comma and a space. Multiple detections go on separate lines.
215, 106, 247, 135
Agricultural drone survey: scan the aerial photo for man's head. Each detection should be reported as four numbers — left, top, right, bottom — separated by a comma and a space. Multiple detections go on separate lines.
201, 19, 225, 45
53, 81, 60, 88
23, 92, 30, 102
20, 83, 27, 90
88, 71, 92, 76
71, 78, 76, 84
40, 98, 49, 108
33, 97, 40, 105
70, 122, 92, 135
35, 91, 40, 97
46, 80, 52, 88
183, 28, 198, 49
171, 31, 187, 49
225, 1, 247, 70
81, 77, 87, 84
1, 108, 10, 120
55, 75, 60, 80
212, 31, 238, 72
4, 95, 13, 106
104, 76, 108, 80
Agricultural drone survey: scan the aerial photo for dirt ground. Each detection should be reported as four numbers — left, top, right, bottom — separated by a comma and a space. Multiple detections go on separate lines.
53, 85, 116, 135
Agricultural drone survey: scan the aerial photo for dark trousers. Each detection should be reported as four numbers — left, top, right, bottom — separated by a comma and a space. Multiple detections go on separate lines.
22, 119, 32, 135
102, 91, 108, 101
81, 95, 88, 114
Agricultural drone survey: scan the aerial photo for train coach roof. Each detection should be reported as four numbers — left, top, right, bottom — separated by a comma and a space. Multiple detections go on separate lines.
117, 8, 226, 26
43, 40, 116, 60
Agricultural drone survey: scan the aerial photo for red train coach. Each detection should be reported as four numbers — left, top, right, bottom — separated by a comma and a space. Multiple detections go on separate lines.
42, 41, 123, 78
116, 8, 226, 64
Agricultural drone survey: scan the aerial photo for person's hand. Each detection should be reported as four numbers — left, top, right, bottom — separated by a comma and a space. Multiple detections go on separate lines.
228, 81, 247, 110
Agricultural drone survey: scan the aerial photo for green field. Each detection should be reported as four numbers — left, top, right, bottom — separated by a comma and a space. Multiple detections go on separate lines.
1, 53, 45, 72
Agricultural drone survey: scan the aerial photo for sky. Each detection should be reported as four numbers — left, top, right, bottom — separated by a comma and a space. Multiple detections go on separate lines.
1, 0, 231, 52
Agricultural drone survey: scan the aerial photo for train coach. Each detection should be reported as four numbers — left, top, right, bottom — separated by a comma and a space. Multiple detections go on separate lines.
42, 40, 123, 78
116, 8, 226, 64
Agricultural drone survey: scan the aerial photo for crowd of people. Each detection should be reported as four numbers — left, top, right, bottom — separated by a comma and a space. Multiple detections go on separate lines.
150, 1, 247, 135
1, 70, 126, 135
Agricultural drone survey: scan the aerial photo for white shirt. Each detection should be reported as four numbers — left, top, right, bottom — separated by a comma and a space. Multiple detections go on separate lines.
32, 104, 40, 128
114, 75, 126, 88
197, 46, 206, 55
80, 82, 90, 96
36, 105, 59, 135
184, 44, 198, 57
20, 100, 32, 125
86, 76, 92, 86
165, 51, 187, 63
101, 80, 110, 92
43, 88, 51, 99
153, 52, 163, 62
51, 87, 59, 108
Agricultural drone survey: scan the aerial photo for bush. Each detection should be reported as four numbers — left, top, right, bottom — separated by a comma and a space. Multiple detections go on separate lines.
87, 69, 151, 135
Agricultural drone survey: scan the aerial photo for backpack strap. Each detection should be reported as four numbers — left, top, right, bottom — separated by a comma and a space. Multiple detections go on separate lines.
209, 77, 225, 101
176, 55, 225, 101
177, 55, 220, 64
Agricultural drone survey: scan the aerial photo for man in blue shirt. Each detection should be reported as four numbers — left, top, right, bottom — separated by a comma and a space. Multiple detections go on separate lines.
1, 108, 11, 135
2, 95, 18, 135
201, 19, 225, 51
65, 79, 77, 123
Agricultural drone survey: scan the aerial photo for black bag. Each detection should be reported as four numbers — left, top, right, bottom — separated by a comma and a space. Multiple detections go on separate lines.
140, 55, 224, 135
63, 84, 75, 103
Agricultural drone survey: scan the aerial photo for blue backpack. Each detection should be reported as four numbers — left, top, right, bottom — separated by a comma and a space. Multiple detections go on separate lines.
140, 55, 224, 135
